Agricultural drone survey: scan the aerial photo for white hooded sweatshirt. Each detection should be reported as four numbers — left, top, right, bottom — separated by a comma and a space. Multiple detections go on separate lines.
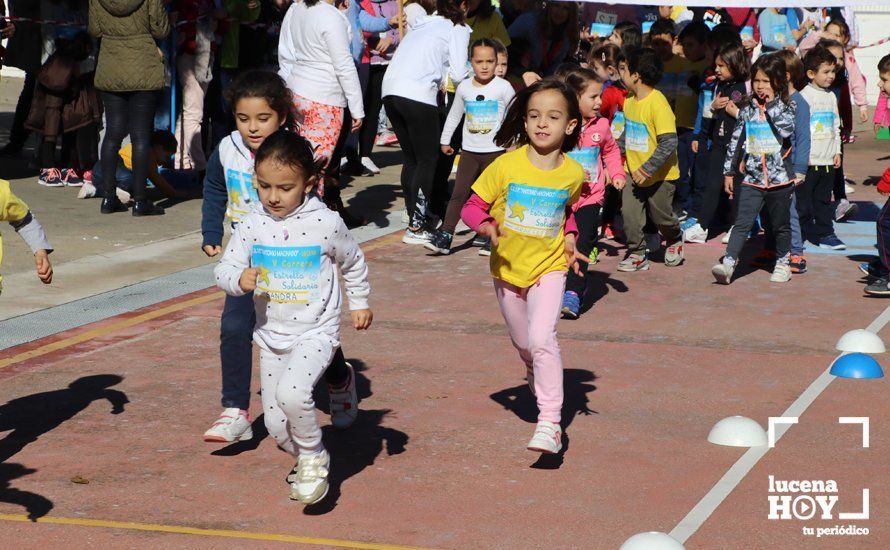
214, 196, 370, 351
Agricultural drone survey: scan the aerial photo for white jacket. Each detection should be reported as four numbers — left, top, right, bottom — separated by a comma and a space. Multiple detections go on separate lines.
381, 14, 471, 106
278, 1, 364, 118
800, 84, 841, 166
215, 196, 370, 351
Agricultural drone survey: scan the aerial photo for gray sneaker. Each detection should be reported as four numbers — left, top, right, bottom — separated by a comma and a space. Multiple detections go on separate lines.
711, 261, 735, 285
402, 227, 433, 245
835, 199, 858, 222
617, 253, 649, 272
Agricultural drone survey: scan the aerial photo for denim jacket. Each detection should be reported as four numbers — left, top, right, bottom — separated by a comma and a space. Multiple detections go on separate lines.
724, 97, 795, 189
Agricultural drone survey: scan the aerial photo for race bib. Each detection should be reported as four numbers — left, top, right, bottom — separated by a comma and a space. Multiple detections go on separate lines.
226, 168, 259, 217
503, 183, 569, 238
590, 23, 615, 39
746, 119, 780, 155
741, 26, 754, 42
465, 100, 499, 135
772, 25, 787, 45
251, 245, 321, 304
810, 111, 835, 141
642, 21, 654, 34
702, 89, 714, 119
625, 120, 649, 153
568, 146, 600, 184
611, 111, 626, 140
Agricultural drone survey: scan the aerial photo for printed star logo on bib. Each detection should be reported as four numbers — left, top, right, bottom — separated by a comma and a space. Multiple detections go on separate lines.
508, 201, 527, 222
257, 265, 271, 286
229, 189, 241, 206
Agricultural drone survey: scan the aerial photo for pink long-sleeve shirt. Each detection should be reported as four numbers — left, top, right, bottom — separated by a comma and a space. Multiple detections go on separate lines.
570, 116, 626, 209
460, 194, 578, 236
798, 31, 867, 108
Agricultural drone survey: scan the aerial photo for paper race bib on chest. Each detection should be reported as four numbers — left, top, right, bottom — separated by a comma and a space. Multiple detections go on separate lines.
772, 25, 786, 45
625, 120, 649, 153
568, 147, 600, 183
810, 111, 835, 141
226, 169, 259, 217
251, 245, 321, 304
746, 119, 781, 155
702, 89, 714, 119
503, 183, 569, 238
741, 26, 754, 42
466, 100, 499, 135
610, 111, 625, 140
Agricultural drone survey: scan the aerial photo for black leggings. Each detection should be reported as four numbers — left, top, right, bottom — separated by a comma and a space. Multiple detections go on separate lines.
383, 95, 440, 227
566, 204, 602, 295
100, 91, 157, 202
359, 64, 387, 158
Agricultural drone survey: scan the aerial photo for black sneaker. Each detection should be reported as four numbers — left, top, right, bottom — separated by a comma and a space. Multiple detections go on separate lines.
478, 238, 491, 256
424, 230, 453, 255
865, 278, 890, 296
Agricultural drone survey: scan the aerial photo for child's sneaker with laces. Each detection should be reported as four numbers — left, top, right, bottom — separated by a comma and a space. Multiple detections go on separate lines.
328, 362, 358, 430
711, 259, 735, 285
790, 255, 807, 274
38, 168, 64, 187
835, 199, 858, 222
865, 278, 890, 296
749, 249, 777, 268
288, 450, 331, 505
819, 234, 846, 250
203, 408, 253, 442
617, 253, 649, 272
561, 291, 581, 319
61, 168, 83, 187
402, 227, 433, 245
770, 263, 792, 283
664, 241, 684, 267
527, 420, 562, 454
424, 230, 453, 255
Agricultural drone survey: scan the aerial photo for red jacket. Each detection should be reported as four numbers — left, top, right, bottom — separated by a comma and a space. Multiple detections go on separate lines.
600, 83, 627, 121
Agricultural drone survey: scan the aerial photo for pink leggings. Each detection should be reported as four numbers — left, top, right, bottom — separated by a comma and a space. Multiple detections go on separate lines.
494, 270, 566, 424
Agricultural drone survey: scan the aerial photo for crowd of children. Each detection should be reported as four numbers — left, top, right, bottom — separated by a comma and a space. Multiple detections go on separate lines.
6, 2, 890, 509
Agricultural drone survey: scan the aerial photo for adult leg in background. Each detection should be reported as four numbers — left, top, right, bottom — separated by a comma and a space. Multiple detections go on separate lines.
129, 91, 160, 205
98, 91, 130, 211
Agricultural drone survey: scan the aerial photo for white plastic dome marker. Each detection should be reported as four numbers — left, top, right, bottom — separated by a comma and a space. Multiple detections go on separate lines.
620, 532, 685, 550
836, 329, 886, 354
707, 416, 768, 447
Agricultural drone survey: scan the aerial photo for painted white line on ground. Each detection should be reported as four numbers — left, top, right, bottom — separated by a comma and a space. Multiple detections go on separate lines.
669, 306, 890, 544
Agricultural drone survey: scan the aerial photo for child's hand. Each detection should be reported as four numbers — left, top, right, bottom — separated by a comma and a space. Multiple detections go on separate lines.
834, 154, 842, 168
795, 173, 806, 186
441, 145, 455, 156
389, 12, 405, 29
860, 106, 869, 124
725, 100, 739, 119
374, 36, 393, 55
611, 177, 627, 190
477, 221, 501, 246
203, 245, 222, 257
691, 140, 699, 154
631, 169, 648, 185
239, 267, 259, 292
724, 176, 734, 198
351, 309, 373, 330
564, 234, 590, 276
522, 72, 542, 87
711, 93, 729, 112
35, 250, 52, 285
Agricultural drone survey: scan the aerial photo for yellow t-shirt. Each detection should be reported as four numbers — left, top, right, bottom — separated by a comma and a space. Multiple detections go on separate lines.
0, 179, 31, 292
471, 146, 584, 288
624, 89, 680, 185
660, 55, 706, 129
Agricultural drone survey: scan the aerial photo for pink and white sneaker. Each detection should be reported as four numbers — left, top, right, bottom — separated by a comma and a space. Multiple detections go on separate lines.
527, 421, 562, 454
61, 168, 84, 187
38, 168, 64, 187
203, 408, 253, 442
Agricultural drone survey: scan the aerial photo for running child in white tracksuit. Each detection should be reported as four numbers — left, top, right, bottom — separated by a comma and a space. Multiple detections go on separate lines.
214, 130, 372, 505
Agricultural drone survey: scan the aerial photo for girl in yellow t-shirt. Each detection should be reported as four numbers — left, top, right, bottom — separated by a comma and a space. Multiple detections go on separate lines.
460, 79, 586, 455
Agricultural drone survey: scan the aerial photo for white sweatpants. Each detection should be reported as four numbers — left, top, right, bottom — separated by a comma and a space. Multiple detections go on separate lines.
259, 334, 336, 456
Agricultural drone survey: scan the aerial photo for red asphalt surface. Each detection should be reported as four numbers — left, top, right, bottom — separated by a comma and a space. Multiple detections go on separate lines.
1, 147, 889, 548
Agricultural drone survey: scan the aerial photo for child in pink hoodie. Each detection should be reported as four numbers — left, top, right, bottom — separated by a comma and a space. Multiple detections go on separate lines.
559, 67, 626, 319
875, 92, 890, 135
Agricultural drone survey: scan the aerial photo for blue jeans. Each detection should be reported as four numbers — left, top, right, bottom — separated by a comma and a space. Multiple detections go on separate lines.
220, 292, 256, 409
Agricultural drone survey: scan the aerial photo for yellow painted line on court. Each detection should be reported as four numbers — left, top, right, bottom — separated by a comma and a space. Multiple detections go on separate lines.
0, 292, 223, 370
0, 514, 427, 549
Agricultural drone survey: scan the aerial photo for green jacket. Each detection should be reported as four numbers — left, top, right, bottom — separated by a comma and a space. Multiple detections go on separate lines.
220, 0, 261, 70
89, 0, 171, 92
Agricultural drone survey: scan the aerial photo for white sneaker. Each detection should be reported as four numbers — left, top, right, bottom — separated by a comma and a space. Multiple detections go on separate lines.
455, 220, 471, 234
845, 183, 855, 194
711, 261, 735, 285
329, 362, 358, 429
664, 241, 684, 267
770, 263, 792, 283
116, 187, 131, 204
721, 226, 733, 244
289, 450, 330, 505
526, 421, 562, 454
203, 408, 253, 442
402, 227, 433, 244
360, 156, 381, 175
683, 223, 707, 244
77, 182, 97, 199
